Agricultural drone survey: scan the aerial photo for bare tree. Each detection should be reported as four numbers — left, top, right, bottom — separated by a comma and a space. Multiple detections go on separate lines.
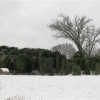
51, 43, 75, 59
48, 14, 100, 57
84, 26, 100, 57
89, 46, 97, 57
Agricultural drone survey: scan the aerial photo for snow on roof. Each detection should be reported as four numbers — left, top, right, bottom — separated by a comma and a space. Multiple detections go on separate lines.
0, 68, 9, 72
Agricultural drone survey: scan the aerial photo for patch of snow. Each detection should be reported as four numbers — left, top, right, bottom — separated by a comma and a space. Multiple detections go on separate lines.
0, 75, 100, 100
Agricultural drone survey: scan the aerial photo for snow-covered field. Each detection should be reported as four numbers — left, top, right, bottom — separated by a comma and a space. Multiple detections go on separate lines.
0, 75, 100, 100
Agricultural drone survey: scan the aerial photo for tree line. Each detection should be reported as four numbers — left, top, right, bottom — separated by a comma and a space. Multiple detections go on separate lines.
0, 45, 66, 75
0, 45, 100, 75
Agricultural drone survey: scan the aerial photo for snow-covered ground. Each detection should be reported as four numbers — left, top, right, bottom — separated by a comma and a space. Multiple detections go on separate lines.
0, 75, 100, 100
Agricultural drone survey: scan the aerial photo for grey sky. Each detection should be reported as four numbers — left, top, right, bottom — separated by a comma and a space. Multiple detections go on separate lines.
0, 0, 100, 50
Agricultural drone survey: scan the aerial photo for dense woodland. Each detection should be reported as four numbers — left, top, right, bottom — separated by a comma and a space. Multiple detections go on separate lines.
0, 45, 66, 75
0, 45, 100, 75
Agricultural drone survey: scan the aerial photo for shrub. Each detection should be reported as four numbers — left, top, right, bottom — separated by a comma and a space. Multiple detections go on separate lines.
60, 60, 68, 75
85, 59, 90, 75
72, 65, 81, 75
39, 57, 54, 75
95, 62, 100, 75
73, 51, 84, 58
80, 58, 86, 71
67, 62, 73, 74
49, 66, 54, 75
12, 70, 17, 75
92, 61, 96, 73
73, 57, 81, 66
91, 56, 100, 73
85, 66, 90, 75
39, 57, 49, 75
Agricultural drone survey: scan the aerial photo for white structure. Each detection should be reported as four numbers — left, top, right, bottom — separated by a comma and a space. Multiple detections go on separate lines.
0, 68, 9, 75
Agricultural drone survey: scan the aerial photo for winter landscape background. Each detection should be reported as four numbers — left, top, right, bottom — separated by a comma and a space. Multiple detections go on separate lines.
0, 0, 100, 100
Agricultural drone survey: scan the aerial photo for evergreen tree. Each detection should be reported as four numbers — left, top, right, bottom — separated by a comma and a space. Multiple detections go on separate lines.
72, 65, 81, 75
39, 57, 49, 75
95, 62, 100, 75
60, 60, 68, 75
80, 58, 86, 72
85, 59, 90, 75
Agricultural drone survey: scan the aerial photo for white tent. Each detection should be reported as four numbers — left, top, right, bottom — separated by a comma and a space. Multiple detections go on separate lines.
0, 68, 9, 74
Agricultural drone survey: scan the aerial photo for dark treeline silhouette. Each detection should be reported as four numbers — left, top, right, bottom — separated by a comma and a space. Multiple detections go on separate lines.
0, 45, 66, 75
0, 45, 100, 75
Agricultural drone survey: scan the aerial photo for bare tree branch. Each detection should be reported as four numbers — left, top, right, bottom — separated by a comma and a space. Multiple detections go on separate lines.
51, 43, 75, 59
48, 14, 100, 57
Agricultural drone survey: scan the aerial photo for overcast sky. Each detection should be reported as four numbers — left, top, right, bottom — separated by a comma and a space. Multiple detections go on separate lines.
0, 0, 100, 50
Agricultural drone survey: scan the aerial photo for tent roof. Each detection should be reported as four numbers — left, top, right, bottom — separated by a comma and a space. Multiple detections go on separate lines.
0, 68, 9, 72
